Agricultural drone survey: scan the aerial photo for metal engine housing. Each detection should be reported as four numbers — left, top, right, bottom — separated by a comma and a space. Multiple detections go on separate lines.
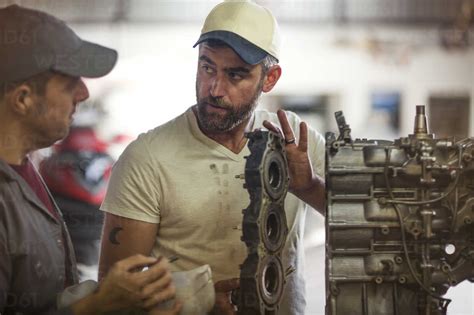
325, 106, 474, 314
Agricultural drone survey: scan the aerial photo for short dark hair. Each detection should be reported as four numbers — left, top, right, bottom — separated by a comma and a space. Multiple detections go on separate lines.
201, 39, 278, 75
0, 71, 54, 101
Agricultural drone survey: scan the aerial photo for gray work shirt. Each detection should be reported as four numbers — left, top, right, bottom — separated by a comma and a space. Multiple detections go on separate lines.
0, 159, 78, 315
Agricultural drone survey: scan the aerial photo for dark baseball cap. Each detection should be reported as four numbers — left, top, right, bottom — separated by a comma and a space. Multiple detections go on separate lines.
0, 5, 118, 83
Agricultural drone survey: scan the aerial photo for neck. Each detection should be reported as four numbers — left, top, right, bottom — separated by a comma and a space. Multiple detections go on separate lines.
0, 119, 33, 165
192, 106, 254, 154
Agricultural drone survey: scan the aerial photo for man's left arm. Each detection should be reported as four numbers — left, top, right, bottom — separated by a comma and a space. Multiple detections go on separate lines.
290, 173, 325, 215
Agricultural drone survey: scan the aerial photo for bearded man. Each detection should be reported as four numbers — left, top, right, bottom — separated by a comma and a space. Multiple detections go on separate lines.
99, 1, 326, 314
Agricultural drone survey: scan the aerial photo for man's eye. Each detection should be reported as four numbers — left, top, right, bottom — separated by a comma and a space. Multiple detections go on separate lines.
202, 65, 214, 74
229, 72, 243, 80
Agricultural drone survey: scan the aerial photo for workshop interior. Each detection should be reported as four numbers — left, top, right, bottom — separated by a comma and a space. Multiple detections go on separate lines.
1, 0, 473, 314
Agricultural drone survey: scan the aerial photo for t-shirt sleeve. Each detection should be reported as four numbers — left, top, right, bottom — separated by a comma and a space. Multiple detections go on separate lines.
100, 140, 161, 224
308, 128, 325, 177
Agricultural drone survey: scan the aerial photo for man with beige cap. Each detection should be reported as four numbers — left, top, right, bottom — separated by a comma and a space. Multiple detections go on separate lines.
99, 1, 326, 314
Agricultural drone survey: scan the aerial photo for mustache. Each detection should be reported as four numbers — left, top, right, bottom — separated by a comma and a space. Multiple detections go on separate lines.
199, 96, 233, 109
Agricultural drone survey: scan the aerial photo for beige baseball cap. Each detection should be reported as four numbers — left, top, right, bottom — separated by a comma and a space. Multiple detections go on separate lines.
193, 0, 281, 65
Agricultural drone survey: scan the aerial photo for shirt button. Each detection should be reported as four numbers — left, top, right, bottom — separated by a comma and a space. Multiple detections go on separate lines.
57, 239, 62, 246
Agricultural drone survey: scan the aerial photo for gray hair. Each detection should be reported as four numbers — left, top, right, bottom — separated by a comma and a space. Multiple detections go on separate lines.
200, 39, 279, 74
260, 54, 279, 75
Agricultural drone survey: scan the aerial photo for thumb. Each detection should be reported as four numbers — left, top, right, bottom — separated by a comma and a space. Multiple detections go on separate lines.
215, 278, 240, 292
121, 254, 158, 271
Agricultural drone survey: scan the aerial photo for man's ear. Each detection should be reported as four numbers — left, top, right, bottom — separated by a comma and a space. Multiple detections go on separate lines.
8, 85, 35, 115
262, 65, 282, 93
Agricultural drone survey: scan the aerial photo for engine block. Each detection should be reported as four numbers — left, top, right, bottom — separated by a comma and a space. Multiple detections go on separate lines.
236, 130, 289, 315
325, 106, 474, 314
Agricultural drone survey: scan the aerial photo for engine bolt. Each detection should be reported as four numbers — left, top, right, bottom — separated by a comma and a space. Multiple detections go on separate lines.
395, 256, 403, 264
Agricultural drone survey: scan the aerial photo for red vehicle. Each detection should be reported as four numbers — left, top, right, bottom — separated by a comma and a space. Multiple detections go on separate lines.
40, 127, 115, 279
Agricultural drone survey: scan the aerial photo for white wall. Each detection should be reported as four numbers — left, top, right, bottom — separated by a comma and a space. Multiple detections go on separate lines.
74, 23, 474, 140
278, 25, 474, 137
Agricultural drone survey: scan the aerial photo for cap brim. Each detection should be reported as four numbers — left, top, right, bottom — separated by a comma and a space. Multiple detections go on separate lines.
193, 31, 268, 65
52, 40, 118, 78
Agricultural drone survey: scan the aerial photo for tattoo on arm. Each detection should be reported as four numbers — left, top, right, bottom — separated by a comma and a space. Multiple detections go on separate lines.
109, 227, 123, 245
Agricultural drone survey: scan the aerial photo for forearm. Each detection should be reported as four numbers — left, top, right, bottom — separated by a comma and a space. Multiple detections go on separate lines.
99, 213, 158, 280
292, 174, 326, 215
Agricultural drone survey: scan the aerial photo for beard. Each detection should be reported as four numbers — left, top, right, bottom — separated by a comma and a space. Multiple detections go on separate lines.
195, 78, 264, 133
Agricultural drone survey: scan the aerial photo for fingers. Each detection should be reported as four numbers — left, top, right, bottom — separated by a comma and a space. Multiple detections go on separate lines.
96, 255, 177, 313
299, 122, 308, 152
113, 255, 172, 295
264, 110, 296, 145
141, 282, 176, 309
264, 110, 309, 151
215, 278, 240, 292
138, 257, 169, 285
117, 254, 158, 272
213, 293, 236, 315
139, 259, 175, 309
140, 269, 173, 298
277, 109, 296, 142
262, 120, 281, 136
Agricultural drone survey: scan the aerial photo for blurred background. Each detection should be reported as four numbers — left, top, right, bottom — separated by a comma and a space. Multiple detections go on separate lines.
2, 0, 473, 314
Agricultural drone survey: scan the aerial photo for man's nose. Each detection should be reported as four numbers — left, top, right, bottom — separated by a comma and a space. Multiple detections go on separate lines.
210, 74, 227, 98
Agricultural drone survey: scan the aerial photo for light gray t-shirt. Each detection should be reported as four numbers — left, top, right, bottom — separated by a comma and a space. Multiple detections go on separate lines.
101, 107, 325, 314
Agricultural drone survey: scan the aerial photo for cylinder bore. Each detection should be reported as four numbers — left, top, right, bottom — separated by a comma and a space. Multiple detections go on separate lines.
264, 264, 278, 294
259, 255, 284, 307
263, 151, 288, 200
262, 204, 287, 253
267, 212, 279, 241
268, 161, 281, 190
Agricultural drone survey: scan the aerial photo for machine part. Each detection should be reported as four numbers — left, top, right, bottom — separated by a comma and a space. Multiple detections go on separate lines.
155, 264, 215, 315
237, 130, 290, 315
325, 106, 474, 315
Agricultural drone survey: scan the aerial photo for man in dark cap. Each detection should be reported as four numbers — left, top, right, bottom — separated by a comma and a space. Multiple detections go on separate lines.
99, 1, 326, 314
0, 5, 179, 315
